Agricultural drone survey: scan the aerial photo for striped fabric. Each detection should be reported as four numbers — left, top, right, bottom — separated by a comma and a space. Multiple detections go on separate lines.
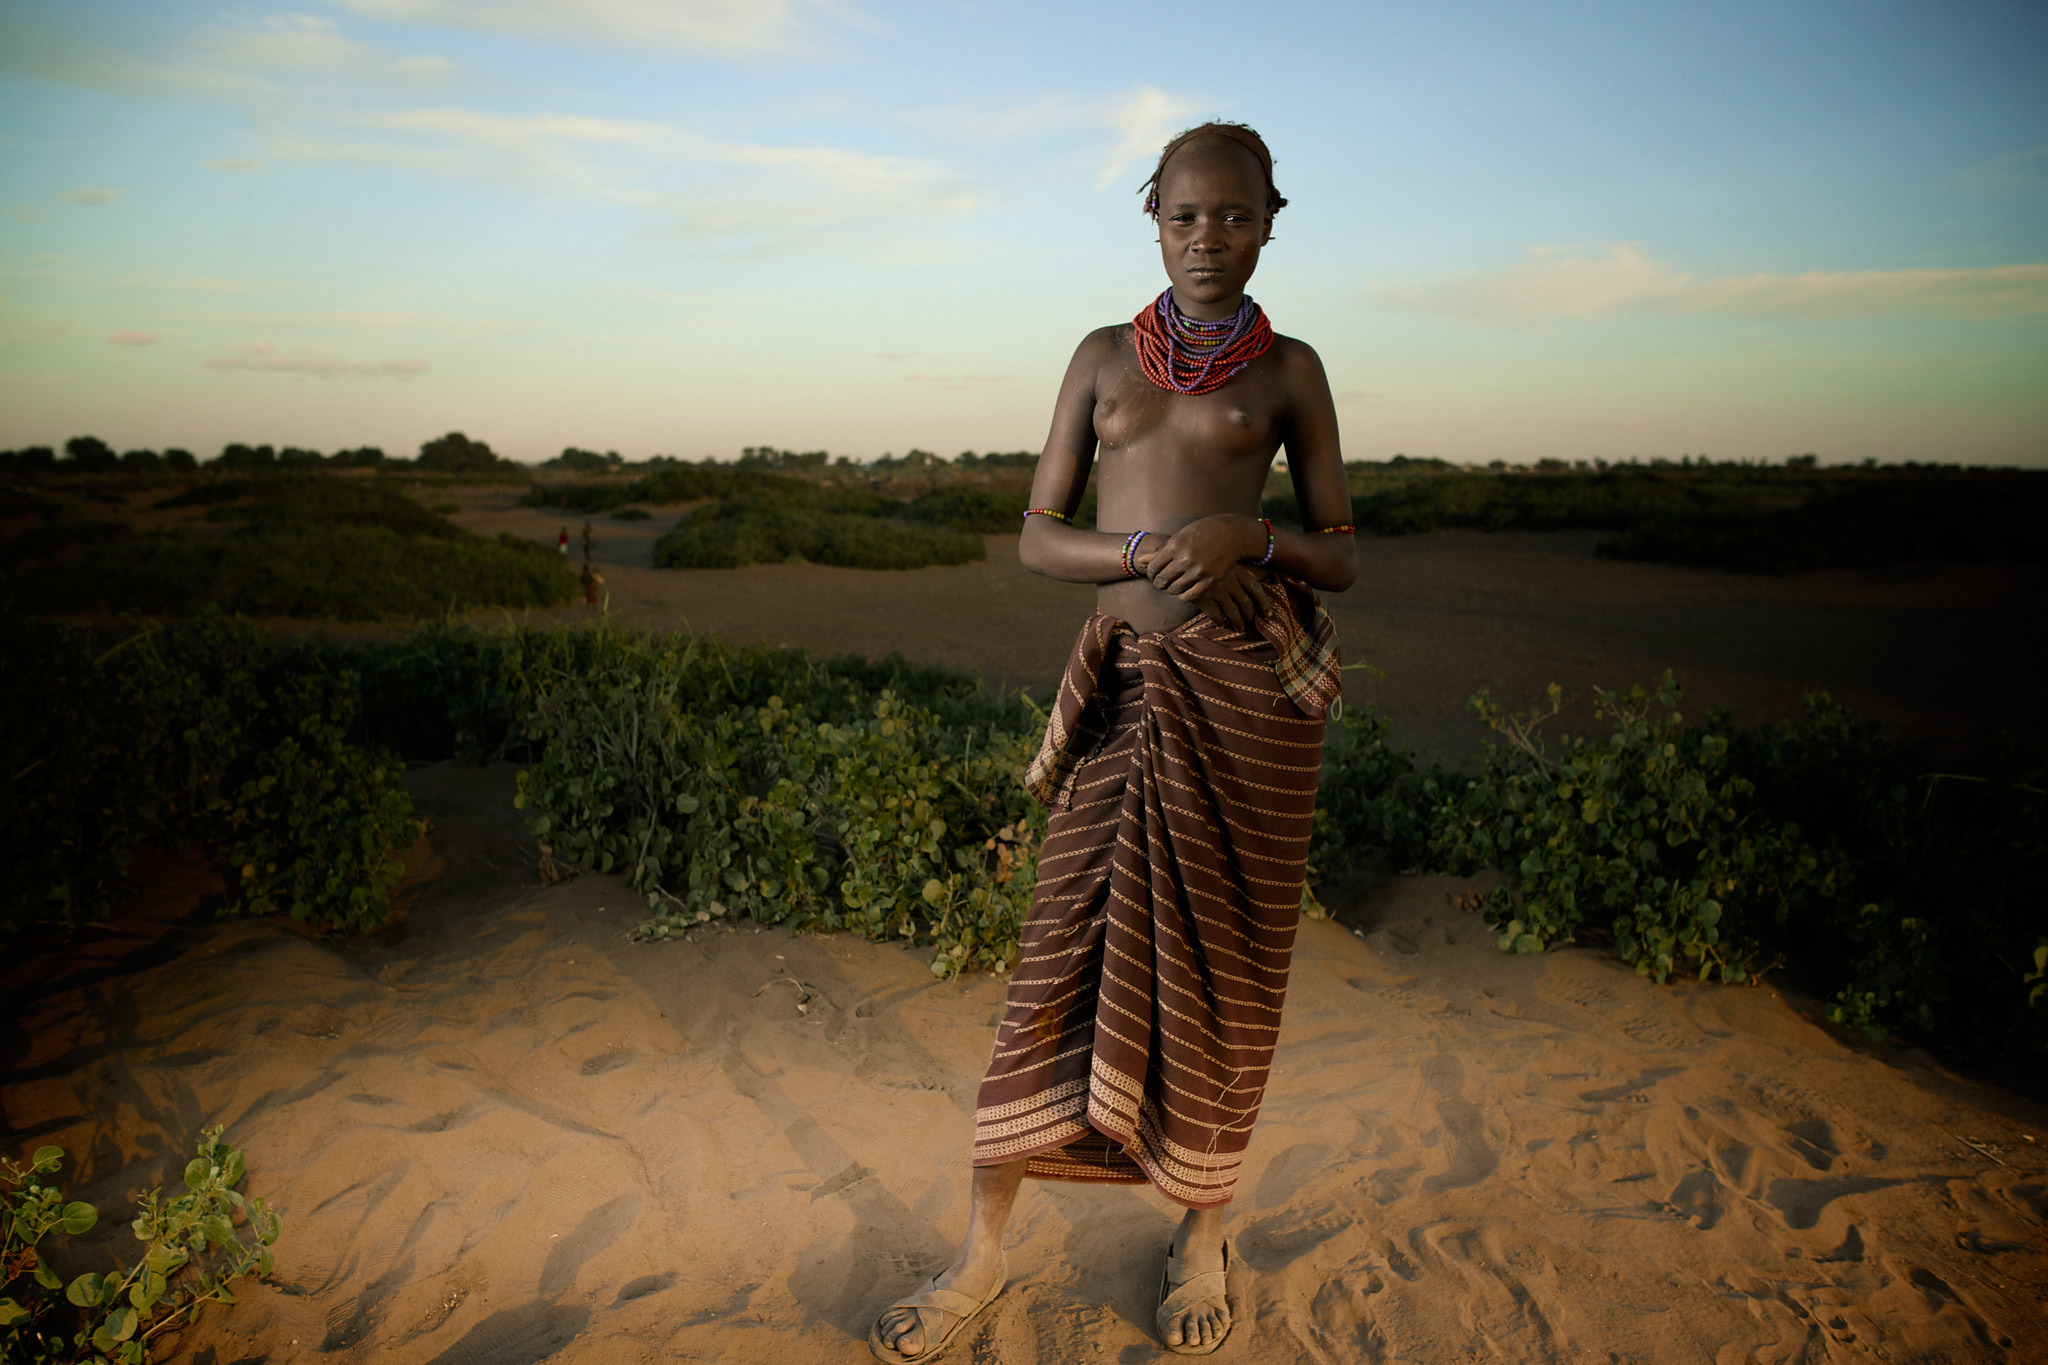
975, 587, 1332, 1208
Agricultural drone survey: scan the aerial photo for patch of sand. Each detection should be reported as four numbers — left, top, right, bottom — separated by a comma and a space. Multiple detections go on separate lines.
3, 764, 2043, 1363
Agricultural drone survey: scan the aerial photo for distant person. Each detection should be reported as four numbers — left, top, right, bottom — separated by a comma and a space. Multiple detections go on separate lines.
581, 521, 594, 563
557, 526, 569, 556
870, 122, 1355, 1361
580, 561, 603, 606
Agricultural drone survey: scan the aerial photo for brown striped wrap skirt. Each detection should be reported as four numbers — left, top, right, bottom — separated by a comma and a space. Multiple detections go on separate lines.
972, 582, 1339, 1208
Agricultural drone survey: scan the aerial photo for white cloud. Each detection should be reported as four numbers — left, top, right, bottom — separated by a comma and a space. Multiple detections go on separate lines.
218, 14, 367, 71
109, 331, 159, 345
1371, 243, 2048, 328
330, 0, 848, 57
63, 187, 119, 205
206, 158, 267, 173
1095, 87, 1203, 188
935, 84, 1204, 191
204, 342, 428, 376
263, 105, 975, 248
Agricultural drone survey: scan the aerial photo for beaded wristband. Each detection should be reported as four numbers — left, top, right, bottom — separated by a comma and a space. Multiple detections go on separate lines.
1313, 524, 1357, 534
1023, 507, 1070, 523
1121, 529, 1149, 579
1256, 516, 1275, 567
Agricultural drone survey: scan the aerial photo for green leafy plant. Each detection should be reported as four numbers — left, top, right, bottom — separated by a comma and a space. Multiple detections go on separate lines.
1, 613, 422, 941
507, 623, 1042, 975
1, 1129, 280, 1363
1426, 674, 1825, 982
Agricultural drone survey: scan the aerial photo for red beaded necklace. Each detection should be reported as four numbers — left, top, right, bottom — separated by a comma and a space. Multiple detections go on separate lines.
1131, 289, 1275, 396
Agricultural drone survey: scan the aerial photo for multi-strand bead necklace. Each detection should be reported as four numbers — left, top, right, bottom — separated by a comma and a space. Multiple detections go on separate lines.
1131, 288, 1276, 396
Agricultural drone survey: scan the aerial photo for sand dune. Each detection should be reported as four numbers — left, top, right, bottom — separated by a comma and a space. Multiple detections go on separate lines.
5, 762, 2042, 1363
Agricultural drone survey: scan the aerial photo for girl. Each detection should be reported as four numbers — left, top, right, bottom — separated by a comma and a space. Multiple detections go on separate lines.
873, 121, 1355, 1361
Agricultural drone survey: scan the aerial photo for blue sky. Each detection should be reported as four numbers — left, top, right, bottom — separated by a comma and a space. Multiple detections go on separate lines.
1, 0, 2043, 465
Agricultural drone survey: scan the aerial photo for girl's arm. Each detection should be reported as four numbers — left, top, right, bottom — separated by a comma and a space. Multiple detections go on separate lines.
1018, 329, 1134, 583
1143, 341, 1358, 599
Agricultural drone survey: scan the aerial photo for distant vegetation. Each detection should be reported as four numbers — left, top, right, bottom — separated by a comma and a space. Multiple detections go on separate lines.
8, 432, 2040, 580
3, 478, 573, 620
1263, 454, 2048, 572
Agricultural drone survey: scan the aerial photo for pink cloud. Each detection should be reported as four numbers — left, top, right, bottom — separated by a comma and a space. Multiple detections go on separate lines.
109, 330, 160, 345
204, 342, 428, 377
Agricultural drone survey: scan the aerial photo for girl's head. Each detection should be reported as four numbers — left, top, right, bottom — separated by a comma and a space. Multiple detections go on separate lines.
1139, 122, 1286, 222
1140, 122, 1285, 317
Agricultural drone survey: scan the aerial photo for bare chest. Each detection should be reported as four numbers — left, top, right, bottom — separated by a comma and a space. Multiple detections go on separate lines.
1092, 356, 1284, 459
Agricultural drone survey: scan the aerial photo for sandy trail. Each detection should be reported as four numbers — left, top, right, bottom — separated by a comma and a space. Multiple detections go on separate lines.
4, 764, 2042, 1364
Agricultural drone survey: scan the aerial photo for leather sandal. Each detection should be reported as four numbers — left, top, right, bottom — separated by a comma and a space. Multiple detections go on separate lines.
1156, 1237, 1232, 1355
869, 1253, 1008, 1363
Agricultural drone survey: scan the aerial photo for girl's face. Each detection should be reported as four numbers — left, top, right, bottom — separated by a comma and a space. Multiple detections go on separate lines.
1154, 142, 1273, 320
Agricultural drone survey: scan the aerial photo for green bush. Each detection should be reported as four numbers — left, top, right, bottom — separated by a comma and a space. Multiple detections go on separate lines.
902, 484, 1030, 533
506, 624, 1042, 976
1310, 670, 2046, 1063
9, 525, 572, 620
1, 1129, 280, 1363
0, 614, 421, 940
610, 506, 651, 521
652, 485, 984, 570
1734, 696, 2045, 1054
1426, 675, 1825, 983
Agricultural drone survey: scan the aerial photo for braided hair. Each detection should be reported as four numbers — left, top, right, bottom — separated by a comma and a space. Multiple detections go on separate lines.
1139, 121, 1288, 220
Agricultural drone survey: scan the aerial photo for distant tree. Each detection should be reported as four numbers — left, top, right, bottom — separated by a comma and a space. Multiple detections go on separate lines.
331, 446, 386, 468
547, 447, 615, 473
215, 443, 278, 471
1786, 453, 1819, 471
120, 448, 164, 473
164, 448, 197, 472
417, 431, 502, 472
64, 435, 118, 473
1, 446, 57, 475
278, 446, 324, 469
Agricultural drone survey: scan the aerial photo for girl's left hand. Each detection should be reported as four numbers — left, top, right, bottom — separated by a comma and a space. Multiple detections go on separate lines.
1139, 514, 1263, 601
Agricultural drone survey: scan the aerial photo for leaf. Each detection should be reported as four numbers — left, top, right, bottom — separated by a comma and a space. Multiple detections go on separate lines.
67, 1271, 107, 1307
94, 1303, 138, 1347
184, 1158, 212, 1191
32, 1145, 64, 1170
0, 1298, 30, 1327
58, 1200, 98, 1234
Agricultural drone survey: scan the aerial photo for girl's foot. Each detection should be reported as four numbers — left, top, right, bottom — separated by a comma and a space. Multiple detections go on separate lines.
872, 1248, 1004, 1359
1160, 1209, 1230, 1351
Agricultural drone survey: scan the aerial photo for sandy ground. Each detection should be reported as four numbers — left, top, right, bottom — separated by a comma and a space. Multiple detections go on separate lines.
3, 764, 2042, 1364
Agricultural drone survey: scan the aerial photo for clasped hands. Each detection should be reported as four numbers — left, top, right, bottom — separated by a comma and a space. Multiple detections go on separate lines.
1133, 514, 1270, 630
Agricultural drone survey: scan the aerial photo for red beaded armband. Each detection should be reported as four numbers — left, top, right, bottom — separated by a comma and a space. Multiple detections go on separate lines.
1314, 524, 1357, 534
1023, 507, 1070, 522
1256, 517, 1275, 567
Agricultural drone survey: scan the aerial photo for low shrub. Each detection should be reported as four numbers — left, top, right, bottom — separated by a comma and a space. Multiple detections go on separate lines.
4, 477, 574, 619
1312, 670, 2046, 1064
902, 484, 1030, 533
1426, 675, 1825, 983
1, 613, 421, 941
652, 485, 984, 570
610, 507, 651, 521
506, 624, 1042, 976
10, 526, 572, 620
1, 1129, 280, 1364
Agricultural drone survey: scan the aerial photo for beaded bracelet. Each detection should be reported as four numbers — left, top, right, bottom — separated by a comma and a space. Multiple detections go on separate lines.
1121, 529, 1149, 579
1023, 507, 1070, 523
1256, 516, 1276, 567
1313, 524, 1357, 534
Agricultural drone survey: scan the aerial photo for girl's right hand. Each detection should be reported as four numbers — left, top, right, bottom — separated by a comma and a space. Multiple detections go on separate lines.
1193, 564, 1269, 631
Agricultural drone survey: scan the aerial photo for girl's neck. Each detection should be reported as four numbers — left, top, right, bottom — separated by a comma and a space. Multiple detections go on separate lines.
1168, 285, 1246, 323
